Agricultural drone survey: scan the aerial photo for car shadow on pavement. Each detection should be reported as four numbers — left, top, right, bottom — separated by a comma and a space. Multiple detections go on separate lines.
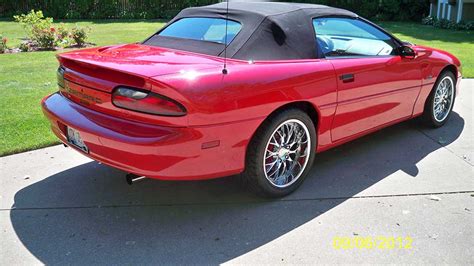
10, 113, 464, 264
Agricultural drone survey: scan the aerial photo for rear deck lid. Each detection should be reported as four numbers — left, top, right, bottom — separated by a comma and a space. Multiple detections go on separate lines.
56, 44, 224, 126
58, 43, 224, 93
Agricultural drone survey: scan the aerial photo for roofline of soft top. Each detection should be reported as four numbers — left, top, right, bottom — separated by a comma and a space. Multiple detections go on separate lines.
185, 2, 358, 19
143, 3, 404, 61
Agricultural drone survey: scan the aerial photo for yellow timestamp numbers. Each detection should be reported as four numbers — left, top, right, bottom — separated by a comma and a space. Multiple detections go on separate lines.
332, 236, 413, 250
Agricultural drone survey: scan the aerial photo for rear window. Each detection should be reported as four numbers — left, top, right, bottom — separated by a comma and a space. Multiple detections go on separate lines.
159, 18, 242, 45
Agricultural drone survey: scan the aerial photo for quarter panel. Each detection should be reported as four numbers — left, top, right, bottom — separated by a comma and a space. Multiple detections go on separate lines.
155, 60, 338, 148
412, 46, 462, 116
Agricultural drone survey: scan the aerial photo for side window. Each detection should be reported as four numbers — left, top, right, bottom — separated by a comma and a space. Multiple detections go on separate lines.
159, 18, 242, 45
313, 18, 397, 58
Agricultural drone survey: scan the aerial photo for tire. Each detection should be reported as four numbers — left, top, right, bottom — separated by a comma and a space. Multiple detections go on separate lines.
242, 108, 317, 198
421, 70, 456, 128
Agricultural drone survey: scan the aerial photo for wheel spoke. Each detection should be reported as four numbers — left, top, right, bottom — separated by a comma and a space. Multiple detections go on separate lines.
286, 123, 296, 143
265, 160, 277, 171
288, 149, 298, 154
276, 129, 285, 146
279, 160, 287, 179
265, 151, 277, 159
299, 149, 308, 158
267, 160, 281, 177
269, 135, 279, 148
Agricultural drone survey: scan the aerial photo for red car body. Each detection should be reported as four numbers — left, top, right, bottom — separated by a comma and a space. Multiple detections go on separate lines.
41, 5, 462, 181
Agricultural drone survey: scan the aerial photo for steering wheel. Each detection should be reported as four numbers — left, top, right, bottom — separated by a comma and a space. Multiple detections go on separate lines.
317, 36, 334, 55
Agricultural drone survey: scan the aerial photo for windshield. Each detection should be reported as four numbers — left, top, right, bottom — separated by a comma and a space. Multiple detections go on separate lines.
159, 17, 242, 45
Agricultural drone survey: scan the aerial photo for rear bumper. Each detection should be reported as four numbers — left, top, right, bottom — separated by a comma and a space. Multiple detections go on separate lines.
42, 93, 263, 180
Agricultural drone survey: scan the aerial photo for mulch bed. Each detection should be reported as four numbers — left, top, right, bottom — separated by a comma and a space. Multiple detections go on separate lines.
1, 40, 95, 54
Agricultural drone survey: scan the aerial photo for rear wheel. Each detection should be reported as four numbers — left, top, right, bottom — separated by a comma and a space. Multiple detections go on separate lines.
422, 71, 456, 128
242, 109, 316, 197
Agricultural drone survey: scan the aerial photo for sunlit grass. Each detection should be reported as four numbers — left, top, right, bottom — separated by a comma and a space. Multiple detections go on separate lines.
0, 20, 166, 156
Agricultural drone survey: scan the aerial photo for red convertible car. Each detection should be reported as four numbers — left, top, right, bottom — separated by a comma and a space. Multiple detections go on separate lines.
42, 2, 462, 197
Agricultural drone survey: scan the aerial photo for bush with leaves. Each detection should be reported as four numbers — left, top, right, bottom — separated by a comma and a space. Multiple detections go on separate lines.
422, 16, 473, 31
33, 27, 57, 49
56, 24, 71, 46
14, 10, 54, 39
457, 21, 474, 31
0, 35, 8, 53
70, 26, 91, 46
13, 10, 93, 50
18, 41, 32, 52
14, 10, 56, 49
422, 16, 436, 26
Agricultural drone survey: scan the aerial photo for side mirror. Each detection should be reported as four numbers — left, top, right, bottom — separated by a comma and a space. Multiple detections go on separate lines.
399, 45, 417, 59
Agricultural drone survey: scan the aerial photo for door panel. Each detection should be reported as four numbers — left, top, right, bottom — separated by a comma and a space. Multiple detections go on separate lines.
330, 56, 421, 141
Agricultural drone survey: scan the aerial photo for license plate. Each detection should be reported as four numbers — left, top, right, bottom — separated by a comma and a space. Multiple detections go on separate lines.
67, 127, 89, 153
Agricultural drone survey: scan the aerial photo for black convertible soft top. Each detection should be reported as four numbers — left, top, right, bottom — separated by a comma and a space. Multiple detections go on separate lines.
144, 2, 358, 60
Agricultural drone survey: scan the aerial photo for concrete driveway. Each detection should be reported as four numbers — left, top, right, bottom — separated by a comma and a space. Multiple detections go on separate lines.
1, 80, 472, 264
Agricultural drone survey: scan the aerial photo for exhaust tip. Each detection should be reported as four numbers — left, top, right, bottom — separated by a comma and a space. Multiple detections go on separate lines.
126, 173, 146, 185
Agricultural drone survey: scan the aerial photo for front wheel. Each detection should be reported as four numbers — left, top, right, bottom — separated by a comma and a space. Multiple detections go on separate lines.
242, 109, 316, 198
422, 71, 456, 128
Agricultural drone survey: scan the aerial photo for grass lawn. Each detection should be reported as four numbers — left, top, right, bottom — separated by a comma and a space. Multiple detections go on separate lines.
0, 20, 166, 156
0, 20, 473, 156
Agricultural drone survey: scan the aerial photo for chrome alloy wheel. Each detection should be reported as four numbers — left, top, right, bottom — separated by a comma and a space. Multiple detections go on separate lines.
263, 119, 311, 188
433, 76, 454, 123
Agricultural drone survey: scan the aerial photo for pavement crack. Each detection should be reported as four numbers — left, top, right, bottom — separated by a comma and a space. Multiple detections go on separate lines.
1, 190, 473, 212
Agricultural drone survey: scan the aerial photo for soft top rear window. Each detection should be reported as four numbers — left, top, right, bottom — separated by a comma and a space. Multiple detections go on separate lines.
158, 17, 242, 45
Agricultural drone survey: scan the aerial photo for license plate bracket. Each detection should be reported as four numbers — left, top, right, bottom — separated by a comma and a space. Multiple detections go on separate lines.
67, 127, 89, 153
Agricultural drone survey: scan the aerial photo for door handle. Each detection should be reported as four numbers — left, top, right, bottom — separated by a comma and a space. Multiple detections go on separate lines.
340, 73, 355, 83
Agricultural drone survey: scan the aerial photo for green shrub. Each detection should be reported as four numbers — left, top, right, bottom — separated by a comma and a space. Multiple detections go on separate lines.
71, 26, 91, 46
434, 18, 450, 28
13, 10, 57, 49
422, 16, 437, 25
457, 20, 474, 31
0, 35, 8, 53
32, 27, 56, 49
422, 16, 473, 31
56, 24, 69, 41
56, 23, 71, 47
14, 10, 54, 38
12, 10, 92, 49
18, 41, 31, 52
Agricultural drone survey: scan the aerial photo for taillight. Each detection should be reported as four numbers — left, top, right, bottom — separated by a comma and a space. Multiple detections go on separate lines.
112, 87, 186, 116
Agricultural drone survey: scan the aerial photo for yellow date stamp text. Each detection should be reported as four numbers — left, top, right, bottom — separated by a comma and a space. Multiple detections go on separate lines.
332, 236, 413, 250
